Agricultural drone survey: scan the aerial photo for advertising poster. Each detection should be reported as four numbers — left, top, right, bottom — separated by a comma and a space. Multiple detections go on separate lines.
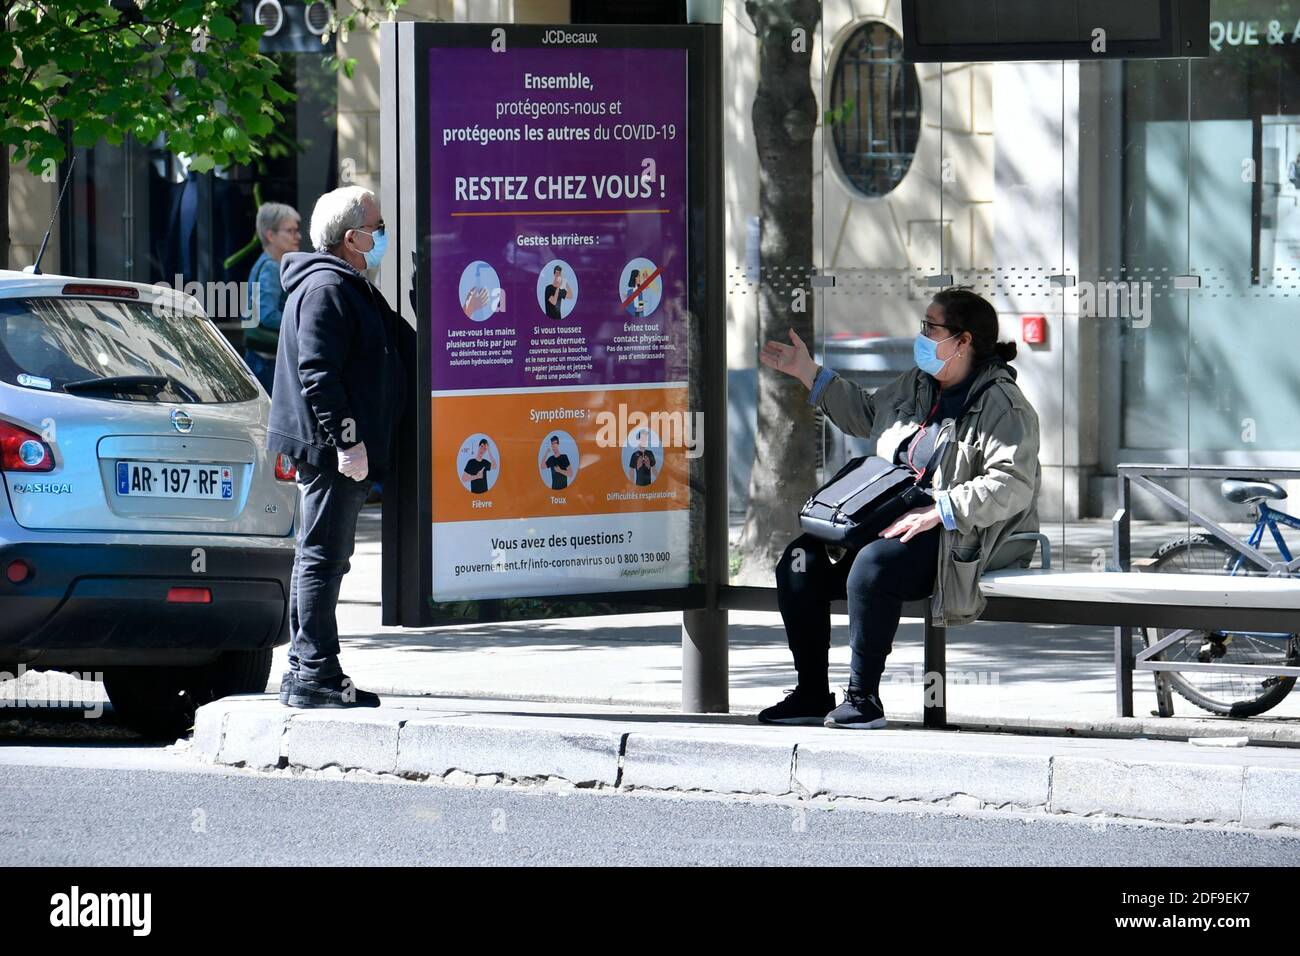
1262, 116, 1300, 278
427, 40, 693, 600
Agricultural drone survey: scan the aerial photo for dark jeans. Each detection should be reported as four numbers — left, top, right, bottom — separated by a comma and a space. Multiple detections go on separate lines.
288, 460, 373, 682
775, 529, 940, 697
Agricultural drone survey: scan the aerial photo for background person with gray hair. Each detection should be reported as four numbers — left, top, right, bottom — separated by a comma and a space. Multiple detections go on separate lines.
244, 201, 301, 394
267, 185, 405, 709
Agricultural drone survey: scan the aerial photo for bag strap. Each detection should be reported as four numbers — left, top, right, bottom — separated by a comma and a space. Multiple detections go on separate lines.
915, 377, 1005, 486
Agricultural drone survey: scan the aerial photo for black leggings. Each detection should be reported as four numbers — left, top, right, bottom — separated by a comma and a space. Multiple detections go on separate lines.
775, 530, 940, 697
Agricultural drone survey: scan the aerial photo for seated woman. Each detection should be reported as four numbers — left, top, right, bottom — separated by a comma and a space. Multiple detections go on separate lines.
757, 288, 1042, 730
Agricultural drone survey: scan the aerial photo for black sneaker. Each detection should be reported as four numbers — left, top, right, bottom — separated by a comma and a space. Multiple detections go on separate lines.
278, 671, 296, 706
284, 673, 381, 709
824, 688, 887, 730
757, 688, 836, 726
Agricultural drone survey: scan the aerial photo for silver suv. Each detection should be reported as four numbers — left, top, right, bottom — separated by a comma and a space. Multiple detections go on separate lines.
0, 270, 298, 736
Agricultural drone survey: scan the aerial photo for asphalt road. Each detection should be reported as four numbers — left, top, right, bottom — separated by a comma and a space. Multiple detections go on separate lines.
1, 743, 1298, 866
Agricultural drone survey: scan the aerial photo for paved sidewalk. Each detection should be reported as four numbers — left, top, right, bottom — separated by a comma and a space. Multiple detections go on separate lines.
5, 510, 1297, 746
187, 509, 1298, 833
190, 694, 1300, 833
276, 510, 1300, 746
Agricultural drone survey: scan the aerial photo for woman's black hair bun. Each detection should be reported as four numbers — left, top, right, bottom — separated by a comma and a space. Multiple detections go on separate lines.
994, 340, 1017, 363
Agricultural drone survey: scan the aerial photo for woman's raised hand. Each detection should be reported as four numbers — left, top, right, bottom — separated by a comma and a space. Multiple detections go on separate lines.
760, 328, 818, 390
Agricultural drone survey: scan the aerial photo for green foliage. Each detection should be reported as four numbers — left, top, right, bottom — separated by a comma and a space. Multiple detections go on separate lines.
321, 0, 405, 48
822, 97, 854, 128
1, 0, 410, 174
316, 0, 408, 77
2, 0, 283, 173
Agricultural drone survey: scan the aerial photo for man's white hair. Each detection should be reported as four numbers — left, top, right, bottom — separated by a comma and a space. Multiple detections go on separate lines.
309, 186, 375, 253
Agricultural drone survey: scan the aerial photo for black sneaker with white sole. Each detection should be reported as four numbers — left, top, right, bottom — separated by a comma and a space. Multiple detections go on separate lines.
757, 688, 836, 725
824, 688, 887, 729
284, 673, 381, 709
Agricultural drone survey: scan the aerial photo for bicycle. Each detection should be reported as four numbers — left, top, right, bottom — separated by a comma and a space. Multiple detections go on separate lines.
1142, 478, 1300, 717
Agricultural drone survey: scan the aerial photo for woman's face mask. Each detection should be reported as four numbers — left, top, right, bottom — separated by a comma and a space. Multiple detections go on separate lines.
913, 330, 959, 375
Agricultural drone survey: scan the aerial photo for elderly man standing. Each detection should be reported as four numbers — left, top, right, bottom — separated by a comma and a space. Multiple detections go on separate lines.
244, 202, 301, 395
268, 186, 404, 708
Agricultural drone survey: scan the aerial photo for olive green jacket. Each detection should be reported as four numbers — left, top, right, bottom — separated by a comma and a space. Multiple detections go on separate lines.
814, 361, 1042, 626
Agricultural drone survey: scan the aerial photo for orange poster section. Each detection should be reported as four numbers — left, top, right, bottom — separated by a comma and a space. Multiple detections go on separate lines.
431, 386, 691, 523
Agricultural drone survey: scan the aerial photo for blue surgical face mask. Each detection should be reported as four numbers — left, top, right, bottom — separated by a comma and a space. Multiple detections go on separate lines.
358, 228, 387, 270
913, 330, 959, 376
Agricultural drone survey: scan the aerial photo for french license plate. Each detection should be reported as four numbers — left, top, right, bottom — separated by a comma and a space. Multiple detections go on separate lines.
116, 461, 233, 499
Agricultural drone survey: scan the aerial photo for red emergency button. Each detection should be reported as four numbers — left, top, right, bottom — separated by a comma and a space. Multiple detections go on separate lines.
1022, 314, 1046, 345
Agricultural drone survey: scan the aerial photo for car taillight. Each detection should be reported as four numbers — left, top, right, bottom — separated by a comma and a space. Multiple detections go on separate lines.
274, 453, 297, 481
0, 422, 55, 472
166, 587, 211, 604
61, 283, 139, 299
6, 560, 31, 584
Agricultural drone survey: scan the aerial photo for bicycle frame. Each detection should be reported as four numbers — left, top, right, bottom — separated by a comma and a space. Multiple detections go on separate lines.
1238, 502, 1299, 566
1115, 465, 1300, 694
1221, 502, 1298, 640
1115, 466, 1300, 577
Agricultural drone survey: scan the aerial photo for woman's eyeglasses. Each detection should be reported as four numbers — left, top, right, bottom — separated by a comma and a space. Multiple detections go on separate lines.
920, 320, 955, 339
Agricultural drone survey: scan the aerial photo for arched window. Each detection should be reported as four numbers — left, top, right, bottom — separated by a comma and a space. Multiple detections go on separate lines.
829, 21, 922, 198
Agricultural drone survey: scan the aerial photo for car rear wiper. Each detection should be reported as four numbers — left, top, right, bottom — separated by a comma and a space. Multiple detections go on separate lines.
63, 374, 203, 403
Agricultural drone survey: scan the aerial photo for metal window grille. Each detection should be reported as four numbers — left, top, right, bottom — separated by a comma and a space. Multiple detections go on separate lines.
830, 22, 922, 198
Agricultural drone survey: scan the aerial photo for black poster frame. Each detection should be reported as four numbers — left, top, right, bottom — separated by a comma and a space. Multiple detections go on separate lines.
380, 21, 723, 629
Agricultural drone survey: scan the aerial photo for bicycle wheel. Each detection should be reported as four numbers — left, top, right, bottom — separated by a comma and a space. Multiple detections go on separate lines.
1141, 535, 1299, 717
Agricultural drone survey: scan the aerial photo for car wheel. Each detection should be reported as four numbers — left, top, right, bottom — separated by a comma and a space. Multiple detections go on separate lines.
103, 648, 274, 739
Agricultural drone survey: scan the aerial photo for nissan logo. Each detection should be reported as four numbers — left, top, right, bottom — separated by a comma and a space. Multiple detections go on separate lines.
170, 409, 194, 434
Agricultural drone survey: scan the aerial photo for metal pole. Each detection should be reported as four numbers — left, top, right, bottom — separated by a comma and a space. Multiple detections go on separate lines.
923, 611, 947, 728
683, 608, 728, 712
682, 20, 728, 714
1115, 625, 1134, 717
1112, 471, 1131, 572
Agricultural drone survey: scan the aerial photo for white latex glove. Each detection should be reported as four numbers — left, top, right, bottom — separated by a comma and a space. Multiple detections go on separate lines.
337, 441, 369, 481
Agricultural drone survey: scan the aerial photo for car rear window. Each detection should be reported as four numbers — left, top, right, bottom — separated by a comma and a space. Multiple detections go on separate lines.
0, 296, 259, 404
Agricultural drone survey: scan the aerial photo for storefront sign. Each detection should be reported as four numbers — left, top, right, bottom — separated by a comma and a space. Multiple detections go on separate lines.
1208, 18, 1300, 50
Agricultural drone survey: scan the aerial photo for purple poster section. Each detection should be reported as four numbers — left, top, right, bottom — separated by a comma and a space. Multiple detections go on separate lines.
428, 46, 689, 390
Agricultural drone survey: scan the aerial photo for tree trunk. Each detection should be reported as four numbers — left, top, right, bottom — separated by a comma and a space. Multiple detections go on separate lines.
1, 148, 10, 271
734, 0, 822, 585
0, 6, 8, 270
0, 2, 7, 273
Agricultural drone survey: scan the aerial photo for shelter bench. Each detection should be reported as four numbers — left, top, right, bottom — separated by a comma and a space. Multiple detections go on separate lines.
720, 530, 1300, 727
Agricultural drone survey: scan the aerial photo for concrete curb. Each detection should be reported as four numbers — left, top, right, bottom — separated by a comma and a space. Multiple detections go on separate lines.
794, 744, 1051, 808
192, 697, 1300, 831
621, 733, 796, 794
397, 717, 623, 785
290, 681, 1300, 749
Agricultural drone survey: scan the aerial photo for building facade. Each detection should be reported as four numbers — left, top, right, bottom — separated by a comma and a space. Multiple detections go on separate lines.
8, 0, 1297, 528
